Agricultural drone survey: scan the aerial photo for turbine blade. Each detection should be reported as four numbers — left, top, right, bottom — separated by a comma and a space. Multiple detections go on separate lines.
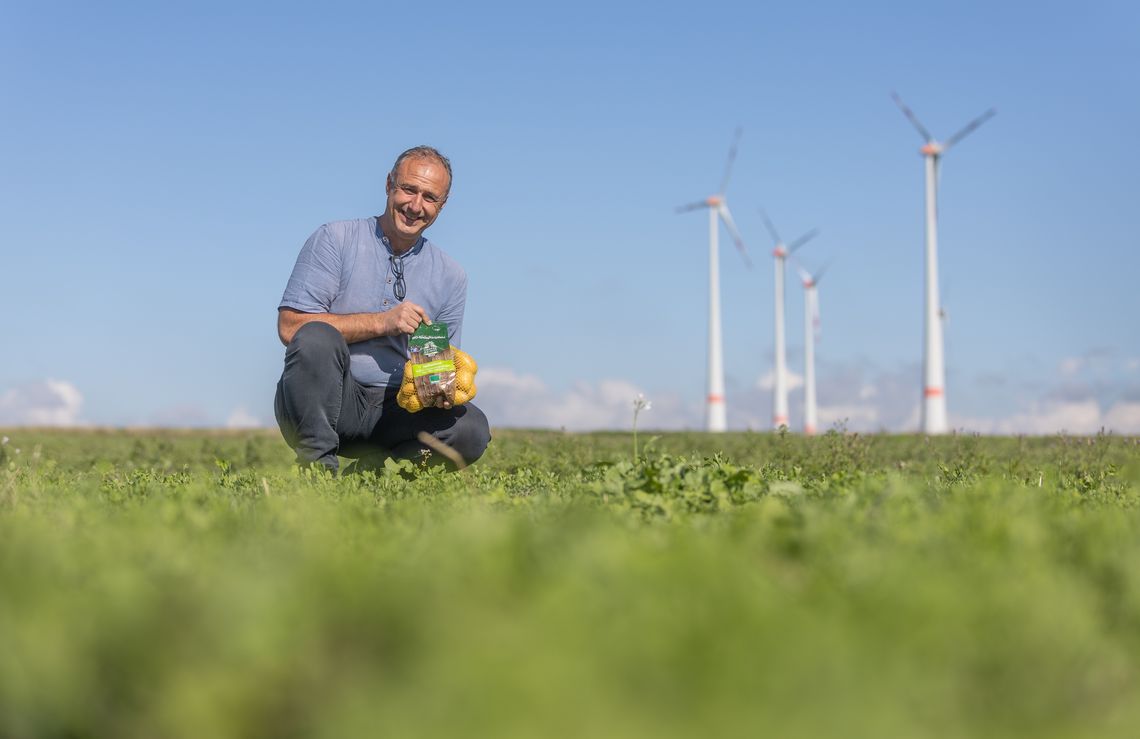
787, 250, 812, 276
675, 200, 708, 214
717, 204, 753, 269
790, 252, 832, 285
718, 127, 743, 195
788, 228, 819, 254
943, 108, 997, 151
891, 91, 934, 143
757, 206, 781, 245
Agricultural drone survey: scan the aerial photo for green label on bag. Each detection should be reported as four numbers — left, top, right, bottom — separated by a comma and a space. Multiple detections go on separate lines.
412, 360, 456, 378
409, 322, 450, 357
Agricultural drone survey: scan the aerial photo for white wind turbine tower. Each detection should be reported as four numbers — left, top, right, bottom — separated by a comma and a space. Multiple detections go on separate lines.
676, 128, 753, 432
892, 92, 995, 434
758, 208, 817, 430
795, 263, 828, 435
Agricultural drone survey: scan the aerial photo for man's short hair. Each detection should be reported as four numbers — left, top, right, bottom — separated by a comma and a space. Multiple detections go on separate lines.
391, 146, 453, 199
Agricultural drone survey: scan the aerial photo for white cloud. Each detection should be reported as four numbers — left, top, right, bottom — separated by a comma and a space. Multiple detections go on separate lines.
1126, 358, 1140, 373
226, 407, 266, 429
816, 402, 881, 431
0, 380, 85, 426
950, 399, 1140, 435
952, 399, 1102, 435
805, 359, 921, 433
755, 368, 804, 392
476, 367, 700, 431
1104, 402, 1140, 434
1058, 356, 1085, 377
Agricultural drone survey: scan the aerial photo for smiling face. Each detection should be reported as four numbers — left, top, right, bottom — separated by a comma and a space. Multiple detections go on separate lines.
380, 156, 450, 253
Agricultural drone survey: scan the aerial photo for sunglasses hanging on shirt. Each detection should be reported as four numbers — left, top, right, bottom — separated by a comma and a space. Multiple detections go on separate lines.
390, 255, 406, 301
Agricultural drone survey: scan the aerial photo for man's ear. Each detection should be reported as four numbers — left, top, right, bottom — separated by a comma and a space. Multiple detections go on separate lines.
385, 173, 394, 194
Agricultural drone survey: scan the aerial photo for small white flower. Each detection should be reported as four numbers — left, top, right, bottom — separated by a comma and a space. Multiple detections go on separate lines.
631, 393, 652, 460
1, 436, 7, 445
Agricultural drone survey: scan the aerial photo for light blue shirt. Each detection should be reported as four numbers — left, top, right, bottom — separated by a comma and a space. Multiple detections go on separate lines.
279, 217, 468, 388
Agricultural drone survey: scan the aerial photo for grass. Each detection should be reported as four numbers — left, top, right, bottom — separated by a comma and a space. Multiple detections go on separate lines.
1, 428, 1139, 738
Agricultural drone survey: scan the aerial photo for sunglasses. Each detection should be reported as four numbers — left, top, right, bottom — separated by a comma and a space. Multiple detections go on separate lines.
390, 255, 406, 301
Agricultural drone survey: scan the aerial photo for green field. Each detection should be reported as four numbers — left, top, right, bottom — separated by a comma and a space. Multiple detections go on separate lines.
2, 428, 1139, 738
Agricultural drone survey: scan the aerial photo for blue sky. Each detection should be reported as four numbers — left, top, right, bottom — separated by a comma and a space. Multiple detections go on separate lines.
1, 0, 1138, 433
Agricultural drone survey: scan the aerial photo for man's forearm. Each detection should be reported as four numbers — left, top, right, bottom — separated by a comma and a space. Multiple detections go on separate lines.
278, 310, 386, 345
279, 301, 431, 346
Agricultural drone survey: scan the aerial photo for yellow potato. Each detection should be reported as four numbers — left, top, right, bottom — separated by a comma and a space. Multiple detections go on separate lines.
397, 383, 423, 412
456, 381, 476, 403
454, 348, 478, 374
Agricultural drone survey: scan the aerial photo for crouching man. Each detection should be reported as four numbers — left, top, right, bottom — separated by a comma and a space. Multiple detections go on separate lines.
274, 146, 490, 474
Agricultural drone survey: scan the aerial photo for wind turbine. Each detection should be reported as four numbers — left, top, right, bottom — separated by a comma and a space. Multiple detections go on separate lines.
795, 263, 828, 435
892, 92, 995, 434
758, 208, 817, 430
676, 128, 753, 432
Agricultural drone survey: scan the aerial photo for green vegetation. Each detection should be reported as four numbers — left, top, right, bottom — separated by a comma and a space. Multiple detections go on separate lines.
2, 428, 1139, 738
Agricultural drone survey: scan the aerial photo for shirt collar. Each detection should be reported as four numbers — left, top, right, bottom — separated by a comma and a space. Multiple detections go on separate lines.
374, 217, 425, 258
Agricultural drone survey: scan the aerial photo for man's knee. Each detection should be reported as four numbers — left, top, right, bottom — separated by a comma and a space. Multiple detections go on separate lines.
282, 321, 349, 383
452, 403, 492, 464
288, 320, 346, 357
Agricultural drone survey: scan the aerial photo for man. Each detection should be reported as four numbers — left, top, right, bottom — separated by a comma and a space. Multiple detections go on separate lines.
274, 146, 491, 474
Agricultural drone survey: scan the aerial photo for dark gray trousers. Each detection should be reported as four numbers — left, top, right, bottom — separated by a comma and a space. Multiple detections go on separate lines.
274, 321, 491, 473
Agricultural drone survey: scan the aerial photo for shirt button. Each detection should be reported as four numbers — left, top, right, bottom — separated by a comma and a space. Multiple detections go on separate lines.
383, 300, 389, 306
387, 278, 392, 283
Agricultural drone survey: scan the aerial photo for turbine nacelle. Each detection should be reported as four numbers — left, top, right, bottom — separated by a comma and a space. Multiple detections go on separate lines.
758, 207, 819, 258
920, 142, 943, 157
796, 262, 830, 291
706, 195, 722, 207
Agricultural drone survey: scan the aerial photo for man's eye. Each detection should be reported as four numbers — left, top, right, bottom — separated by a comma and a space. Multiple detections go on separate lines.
397, 184, 440, 205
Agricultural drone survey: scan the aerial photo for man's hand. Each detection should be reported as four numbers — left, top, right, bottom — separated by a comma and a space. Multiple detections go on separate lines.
382, 301, 431, 336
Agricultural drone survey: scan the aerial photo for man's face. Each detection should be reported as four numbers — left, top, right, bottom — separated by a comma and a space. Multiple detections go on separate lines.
384, 156, 449, 243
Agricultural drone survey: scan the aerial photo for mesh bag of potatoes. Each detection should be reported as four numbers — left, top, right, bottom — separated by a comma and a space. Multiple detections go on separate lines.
396, 322, 478, 413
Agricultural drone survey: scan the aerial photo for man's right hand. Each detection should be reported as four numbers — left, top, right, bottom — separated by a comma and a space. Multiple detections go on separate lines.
381, 301, 431, 336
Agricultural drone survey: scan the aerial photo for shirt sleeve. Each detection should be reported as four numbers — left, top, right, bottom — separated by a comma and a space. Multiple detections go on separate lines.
436, 269, 468, 348
279, 224, 341, 313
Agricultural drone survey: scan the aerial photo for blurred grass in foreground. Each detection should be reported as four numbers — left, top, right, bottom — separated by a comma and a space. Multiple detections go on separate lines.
1, 429, 1139, 738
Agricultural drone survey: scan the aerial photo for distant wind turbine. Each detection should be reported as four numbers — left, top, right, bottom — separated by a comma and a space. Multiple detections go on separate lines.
676, 128, 753, 432
758, 208, 817, 430
892, 92, 995, 434
796, 263, 829, 435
